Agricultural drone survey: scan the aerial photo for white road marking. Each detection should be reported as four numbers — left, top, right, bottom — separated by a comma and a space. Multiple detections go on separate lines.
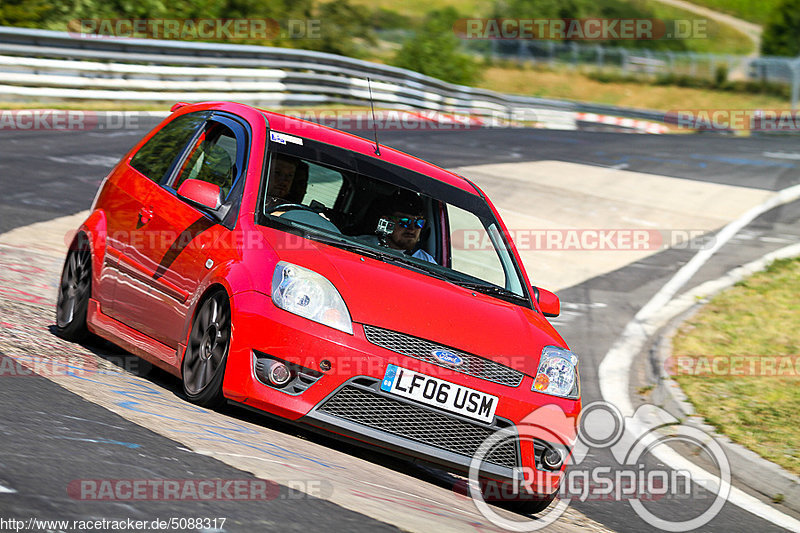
0, 484, 16, 494
760, 235, 796, 243
763, 151, 800, 160
47, 154, 121, 167
454, 160, 772, 291
599, 181, 800, 530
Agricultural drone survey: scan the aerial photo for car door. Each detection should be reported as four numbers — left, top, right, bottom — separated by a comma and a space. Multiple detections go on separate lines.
104, 111, 208, 326
123, 113, 248, 349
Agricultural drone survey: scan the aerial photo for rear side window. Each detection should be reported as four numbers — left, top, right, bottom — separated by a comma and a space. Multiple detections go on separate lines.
130, 112, 206, 182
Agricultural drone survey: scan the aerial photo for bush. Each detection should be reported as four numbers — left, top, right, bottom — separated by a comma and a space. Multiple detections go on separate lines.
392, 7, 481, 86
304, 0, 374, 58
761, 0, 800, 56
585, 69, 790, 97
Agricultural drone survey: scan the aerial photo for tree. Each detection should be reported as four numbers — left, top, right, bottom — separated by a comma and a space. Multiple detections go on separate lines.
761, 0, 800, 56
392, 7, 481, 86
0, 0, 55, 27
304, 0, 374, 57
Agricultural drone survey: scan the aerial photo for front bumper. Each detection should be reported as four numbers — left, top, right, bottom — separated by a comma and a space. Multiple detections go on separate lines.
303, 376, 521, 479
224, 290, 579, 485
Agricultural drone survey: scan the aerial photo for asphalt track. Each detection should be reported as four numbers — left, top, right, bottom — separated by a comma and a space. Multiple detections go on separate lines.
1, 121, 799, 532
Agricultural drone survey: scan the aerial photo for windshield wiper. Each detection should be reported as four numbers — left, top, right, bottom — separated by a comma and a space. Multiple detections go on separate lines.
449, 280, 528, 303
304, 233, 385, 258
306, 234, 525, 301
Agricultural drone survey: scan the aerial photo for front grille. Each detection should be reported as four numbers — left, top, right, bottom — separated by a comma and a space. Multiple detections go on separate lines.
363, 325, 524, 387
319, 385, 519, 469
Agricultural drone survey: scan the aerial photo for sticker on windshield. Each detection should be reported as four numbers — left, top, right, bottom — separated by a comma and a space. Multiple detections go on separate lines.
270, 131, 303, 146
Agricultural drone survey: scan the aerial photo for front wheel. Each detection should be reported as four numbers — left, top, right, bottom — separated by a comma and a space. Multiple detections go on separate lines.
500, 491, 558, 515
182, 290, 231, 408
55, 235, 92, 342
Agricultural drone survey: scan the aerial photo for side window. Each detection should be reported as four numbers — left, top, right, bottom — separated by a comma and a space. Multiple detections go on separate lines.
446, 204, 506, 288
173, 123, 238, 199
304, 162, 344, 208
130, 113, 206, 183
264, 153, 343, 207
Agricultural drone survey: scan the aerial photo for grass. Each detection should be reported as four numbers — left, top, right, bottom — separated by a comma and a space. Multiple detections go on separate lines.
331, 0, 755, 55
671, 257, 800, 475
475, 65, 791, 112
350, 0, 493, 19
629, 0, 755, 54
677, 0, 780, 25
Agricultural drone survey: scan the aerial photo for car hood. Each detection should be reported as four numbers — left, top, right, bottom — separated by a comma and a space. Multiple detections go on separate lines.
271, 234, 567, 376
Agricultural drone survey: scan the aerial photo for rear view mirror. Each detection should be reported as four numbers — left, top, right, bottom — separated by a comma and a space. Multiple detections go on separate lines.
533, 286, 560, 317
177, 179, 222, 210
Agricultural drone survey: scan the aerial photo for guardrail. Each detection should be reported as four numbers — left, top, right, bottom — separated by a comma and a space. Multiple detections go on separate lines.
0, 26, 672, 132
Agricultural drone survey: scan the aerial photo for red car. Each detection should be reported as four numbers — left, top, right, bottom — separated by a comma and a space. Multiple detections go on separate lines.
56, 101, 580, 512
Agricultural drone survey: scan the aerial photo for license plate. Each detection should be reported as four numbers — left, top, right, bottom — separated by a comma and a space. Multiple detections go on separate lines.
381, 365, 498, 424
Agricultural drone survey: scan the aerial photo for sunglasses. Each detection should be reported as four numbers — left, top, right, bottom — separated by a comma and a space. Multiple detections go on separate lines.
392, 216, 426, 229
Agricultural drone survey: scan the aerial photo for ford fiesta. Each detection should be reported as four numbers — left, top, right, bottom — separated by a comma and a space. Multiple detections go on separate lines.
56, 101, 580, 512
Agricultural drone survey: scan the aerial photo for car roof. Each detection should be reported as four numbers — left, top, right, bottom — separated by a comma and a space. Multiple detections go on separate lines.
258, 108, 480, 195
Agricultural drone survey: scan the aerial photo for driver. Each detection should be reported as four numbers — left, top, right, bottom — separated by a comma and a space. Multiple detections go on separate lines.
374, 190, 436, 264
267, 154, 298, 200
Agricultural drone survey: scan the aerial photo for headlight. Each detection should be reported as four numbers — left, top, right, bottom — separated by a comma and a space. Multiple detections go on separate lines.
532, 346, 579, 399
271, 261, 353, 335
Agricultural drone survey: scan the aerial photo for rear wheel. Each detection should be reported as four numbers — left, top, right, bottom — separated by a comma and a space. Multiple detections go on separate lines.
55, 235, 92, 342
182, 289, 231, 407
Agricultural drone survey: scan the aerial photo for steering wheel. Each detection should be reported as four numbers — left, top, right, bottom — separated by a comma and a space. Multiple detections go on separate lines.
268, 202, 342, 234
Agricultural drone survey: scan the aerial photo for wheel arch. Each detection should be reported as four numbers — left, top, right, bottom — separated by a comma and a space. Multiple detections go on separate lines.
179, 282, 232, 365
68, 210, 107, 299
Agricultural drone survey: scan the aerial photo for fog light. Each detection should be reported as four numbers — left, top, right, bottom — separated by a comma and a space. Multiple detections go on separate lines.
541, 446, 564, 470
268, 362, 292, 386
255, 358, 293, 388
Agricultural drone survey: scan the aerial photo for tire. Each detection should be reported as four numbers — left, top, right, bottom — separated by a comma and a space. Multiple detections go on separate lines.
182, 289, 231, 408
55, 234, 92, 342
500, 491, 558, 515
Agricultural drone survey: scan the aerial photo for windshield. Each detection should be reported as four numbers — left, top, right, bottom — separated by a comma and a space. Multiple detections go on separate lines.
257, 131, 530, 305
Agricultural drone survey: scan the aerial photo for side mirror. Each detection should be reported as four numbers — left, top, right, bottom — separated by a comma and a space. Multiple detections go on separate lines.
177, 179, 222, 210
533, 286, 560, 317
